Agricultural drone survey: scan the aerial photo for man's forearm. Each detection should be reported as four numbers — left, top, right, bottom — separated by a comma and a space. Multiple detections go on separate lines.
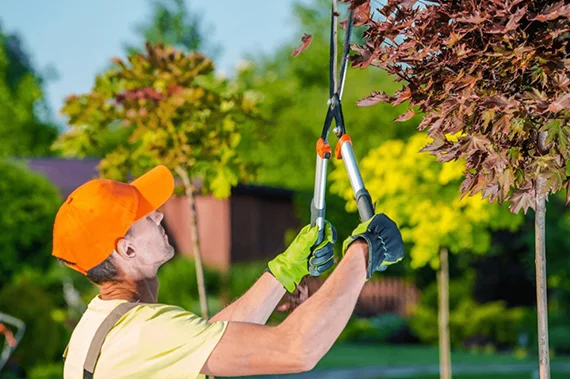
209, 272, 286, 324
279, 242, 368, 366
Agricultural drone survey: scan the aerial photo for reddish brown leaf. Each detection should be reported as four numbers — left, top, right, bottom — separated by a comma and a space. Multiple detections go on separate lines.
356, 91, 389, 107
394, 108, 416, 122
391, 87, 412, 106
291, 34, 313, 57
352, 1, 371, 26
533, 1, 570, 22
547, 93, 570, 113
505, 6, 527, 32
508, 189, 535, 214
508, 181, 536, 214
455, 13, 487, 24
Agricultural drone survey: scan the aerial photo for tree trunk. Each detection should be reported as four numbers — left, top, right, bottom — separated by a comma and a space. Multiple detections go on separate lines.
438, 247, 451, 379
535, 176, 550, 379
175, 167, 209, 319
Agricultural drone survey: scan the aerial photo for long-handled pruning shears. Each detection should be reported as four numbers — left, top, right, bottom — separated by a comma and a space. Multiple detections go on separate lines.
310, 0, 375, 253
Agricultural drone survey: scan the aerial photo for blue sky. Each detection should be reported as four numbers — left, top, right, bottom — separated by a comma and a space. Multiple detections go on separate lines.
0, 0, 310, 122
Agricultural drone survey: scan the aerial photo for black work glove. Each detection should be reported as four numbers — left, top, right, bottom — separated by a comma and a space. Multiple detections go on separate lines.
342, 213, 404, 279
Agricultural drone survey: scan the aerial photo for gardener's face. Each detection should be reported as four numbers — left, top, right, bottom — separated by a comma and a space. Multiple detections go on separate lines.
117, 210, 175, 277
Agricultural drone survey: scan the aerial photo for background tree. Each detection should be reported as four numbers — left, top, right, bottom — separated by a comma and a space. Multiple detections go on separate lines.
346, 1, 570, 377
55, 43, 260, 318
126, 0, 218, 57
331, 133, 524, 379
0, 160, 62, 289
0, 25, 58, 157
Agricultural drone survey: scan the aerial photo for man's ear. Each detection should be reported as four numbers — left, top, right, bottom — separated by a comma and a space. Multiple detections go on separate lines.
116, 237, 136, 259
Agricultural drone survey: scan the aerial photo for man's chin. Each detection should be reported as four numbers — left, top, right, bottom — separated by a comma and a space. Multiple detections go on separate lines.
165, 246, 176, 262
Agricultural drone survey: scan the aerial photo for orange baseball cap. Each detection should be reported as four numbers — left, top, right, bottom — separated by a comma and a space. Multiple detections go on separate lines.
52, 165, 175, 274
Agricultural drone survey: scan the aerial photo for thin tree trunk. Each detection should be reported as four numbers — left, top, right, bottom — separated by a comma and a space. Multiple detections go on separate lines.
175, 167, 209, 319
438, 247, 451, 379
535, 176, 550, 379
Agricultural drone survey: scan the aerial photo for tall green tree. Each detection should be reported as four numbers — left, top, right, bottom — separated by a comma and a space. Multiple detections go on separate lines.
0, 26, 58, 157
55, 43, 260, 318
126, 0, 217, 57
331, 133, 523, 379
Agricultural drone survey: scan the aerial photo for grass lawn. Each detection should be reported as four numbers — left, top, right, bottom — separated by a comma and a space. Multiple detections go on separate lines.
380, 375, 570, 379
316, 342, 570, 369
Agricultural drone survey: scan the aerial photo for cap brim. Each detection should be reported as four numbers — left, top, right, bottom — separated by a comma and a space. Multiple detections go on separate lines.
130, 165, 175, 220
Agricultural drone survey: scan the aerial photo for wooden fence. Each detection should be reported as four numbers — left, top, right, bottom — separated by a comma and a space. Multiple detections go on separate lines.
277, 277, 420, 317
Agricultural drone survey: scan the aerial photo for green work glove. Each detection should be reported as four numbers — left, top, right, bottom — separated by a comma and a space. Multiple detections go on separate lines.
268, 221, 337, 293
342, 213, 404, 280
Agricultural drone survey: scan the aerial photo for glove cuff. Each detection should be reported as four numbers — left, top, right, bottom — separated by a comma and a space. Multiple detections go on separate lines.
268, 257, 300, 293
346, 234, 386, 280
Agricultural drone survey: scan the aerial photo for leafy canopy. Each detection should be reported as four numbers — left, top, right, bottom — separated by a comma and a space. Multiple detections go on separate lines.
0, 160, 62, 287
56, 43, 260, 198
331, 133, 523, 268
0, 28, 58, 157
346, 0, 570, 214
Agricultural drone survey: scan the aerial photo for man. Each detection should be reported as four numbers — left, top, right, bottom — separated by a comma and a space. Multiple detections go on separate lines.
54, 165, 404, 378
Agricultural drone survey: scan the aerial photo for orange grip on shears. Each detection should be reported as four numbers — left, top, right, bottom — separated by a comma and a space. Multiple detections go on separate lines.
317, 138, 332, 159
335, 134, 352, 159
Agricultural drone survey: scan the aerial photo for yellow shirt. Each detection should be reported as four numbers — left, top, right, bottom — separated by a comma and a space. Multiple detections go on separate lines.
63, 296, 227, 379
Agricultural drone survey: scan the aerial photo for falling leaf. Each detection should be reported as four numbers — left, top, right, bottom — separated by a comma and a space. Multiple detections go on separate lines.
291, 34, 313, 57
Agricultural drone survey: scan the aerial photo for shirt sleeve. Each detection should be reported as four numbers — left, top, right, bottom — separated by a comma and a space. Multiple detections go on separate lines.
130, 304, 227, 378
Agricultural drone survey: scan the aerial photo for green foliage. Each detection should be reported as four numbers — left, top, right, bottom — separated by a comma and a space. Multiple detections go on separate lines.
157, 256, 223, 310
0, 160, 61, 287
56, 43, 260, 198
226, 261, 268, 301
332, 133, 524, 268
28, 363, 64, 379
550, 325, 570, 355
410, 277, 529, 348
338, 314, 410, 344
0, 273, 66, 371
349, 0, 570, 213
126, 0, 218, 57
0, 30, 58, 157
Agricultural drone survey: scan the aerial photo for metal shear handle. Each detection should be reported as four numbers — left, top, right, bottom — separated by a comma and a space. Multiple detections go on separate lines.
310, 0, 375, 246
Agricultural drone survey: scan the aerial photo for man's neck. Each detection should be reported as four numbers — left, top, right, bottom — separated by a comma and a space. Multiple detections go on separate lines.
99, 277, 159, 303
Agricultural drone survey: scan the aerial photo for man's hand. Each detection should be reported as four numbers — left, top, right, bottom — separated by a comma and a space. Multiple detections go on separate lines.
268, 221, 336, 293
342, 213, 404, 279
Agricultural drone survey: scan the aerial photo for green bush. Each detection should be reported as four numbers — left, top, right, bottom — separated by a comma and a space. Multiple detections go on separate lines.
339, 314, 410, 344
550, 325, 570, 355
28, 363, 64, 379
410, 277, 528, 349
0, 159, 62, 288
157, 256, 223, 311
226, 261, 268, 301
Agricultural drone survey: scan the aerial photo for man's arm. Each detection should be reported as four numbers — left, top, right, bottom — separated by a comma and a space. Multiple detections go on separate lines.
201, 241, 368, 377
209, 271, 286, 324
210, 221, 336, 324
